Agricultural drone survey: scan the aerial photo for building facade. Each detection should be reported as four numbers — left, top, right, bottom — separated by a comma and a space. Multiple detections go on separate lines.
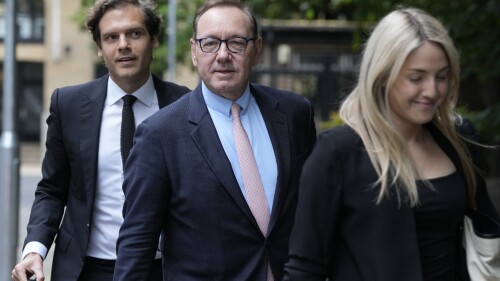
0, 0, 94, 146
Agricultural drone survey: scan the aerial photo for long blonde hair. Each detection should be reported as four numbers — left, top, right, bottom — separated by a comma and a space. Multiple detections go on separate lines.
340, 7, 477, 206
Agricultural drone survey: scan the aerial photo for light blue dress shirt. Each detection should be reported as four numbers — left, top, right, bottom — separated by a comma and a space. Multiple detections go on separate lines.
202, 82, 278, 212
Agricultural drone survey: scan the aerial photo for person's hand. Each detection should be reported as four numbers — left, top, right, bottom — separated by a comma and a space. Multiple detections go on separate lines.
11, 253, 45, 281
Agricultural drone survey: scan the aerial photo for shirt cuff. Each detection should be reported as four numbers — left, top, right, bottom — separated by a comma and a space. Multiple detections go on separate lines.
22, 242, 48, 261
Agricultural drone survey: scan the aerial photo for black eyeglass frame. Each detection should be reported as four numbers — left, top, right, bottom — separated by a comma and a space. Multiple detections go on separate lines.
195, 36, 257, 54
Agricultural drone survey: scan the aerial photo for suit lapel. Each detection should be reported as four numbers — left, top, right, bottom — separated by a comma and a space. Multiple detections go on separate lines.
187, 84, 291, 235
79, 75, 108, 214
188, 85, 257, 225
152, 75, 170, 108
251, 85, 290, 234
152, 74, 188, 108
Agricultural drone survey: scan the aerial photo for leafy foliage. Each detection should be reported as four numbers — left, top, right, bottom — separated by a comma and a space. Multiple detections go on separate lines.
76, 0, 500, 85
466, 104, 500, 142
250, 0, 355, 20
248, 0, 500, 85
248, 0, 500, 140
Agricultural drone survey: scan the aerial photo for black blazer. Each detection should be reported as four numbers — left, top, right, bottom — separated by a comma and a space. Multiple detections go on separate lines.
22, 74, 189, 281
284, 122, 500, 281
113, 83, 317, 281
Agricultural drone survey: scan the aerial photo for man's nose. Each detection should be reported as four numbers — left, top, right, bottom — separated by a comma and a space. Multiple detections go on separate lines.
118, 35, 130, 50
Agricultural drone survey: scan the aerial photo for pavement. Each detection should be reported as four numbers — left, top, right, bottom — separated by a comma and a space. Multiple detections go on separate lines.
16, 142, 500, 280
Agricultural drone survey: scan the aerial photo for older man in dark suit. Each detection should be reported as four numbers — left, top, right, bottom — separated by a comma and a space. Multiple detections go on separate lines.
114, 1, 316, 280
11, 1, 189, 281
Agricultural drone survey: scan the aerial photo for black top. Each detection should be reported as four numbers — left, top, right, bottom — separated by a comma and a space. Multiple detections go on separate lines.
415, 172, 467, 281
284, 123, 500, 281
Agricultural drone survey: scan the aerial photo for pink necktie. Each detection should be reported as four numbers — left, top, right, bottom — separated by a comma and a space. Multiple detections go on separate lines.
231, 103, 274, 281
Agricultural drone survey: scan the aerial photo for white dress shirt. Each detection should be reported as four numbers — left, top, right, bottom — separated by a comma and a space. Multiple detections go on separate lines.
22, 75, 161, 261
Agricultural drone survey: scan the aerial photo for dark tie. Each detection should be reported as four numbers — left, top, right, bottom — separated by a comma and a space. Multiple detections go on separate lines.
121, 95, 137, 167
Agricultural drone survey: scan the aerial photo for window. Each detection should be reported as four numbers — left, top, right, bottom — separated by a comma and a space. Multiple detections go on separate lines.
0, 0, 44, 42
0, 62, 44, 141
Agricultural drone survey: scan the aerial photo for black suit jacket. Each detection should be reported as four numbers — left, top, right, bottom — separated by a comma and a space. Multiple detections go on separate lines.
23, 74, 189, 281
114, 83, 317, 281
284, 123, 500, 281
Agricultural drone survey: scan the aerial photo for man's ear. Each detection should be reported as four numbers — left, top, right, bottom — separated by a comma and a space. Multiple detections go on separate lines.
190, 38, 198, 67
152, 35, 159, 48
96, 42, 103, 57
252, 37, 263, 66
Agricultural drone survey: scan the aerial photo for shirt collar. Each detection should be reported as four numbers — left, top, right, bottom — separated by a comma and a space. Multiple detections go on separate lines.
107, 75, 156, 106
201, 81, 251, 118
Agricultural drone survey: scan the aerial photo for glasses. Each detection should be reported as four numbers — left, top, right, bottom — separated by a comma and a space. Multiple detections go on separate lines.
195, 37, 256, 54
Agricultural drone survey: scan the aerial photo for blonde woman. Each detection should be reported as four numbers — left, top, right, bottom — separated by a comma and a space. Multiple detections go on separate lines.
284, 7, 500, 281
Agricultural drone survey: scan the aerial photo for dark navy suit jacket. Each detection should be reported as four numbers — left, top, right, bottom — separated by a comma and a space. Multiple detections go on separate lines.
23, 74, 189, 281
114, 83, 317, 280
